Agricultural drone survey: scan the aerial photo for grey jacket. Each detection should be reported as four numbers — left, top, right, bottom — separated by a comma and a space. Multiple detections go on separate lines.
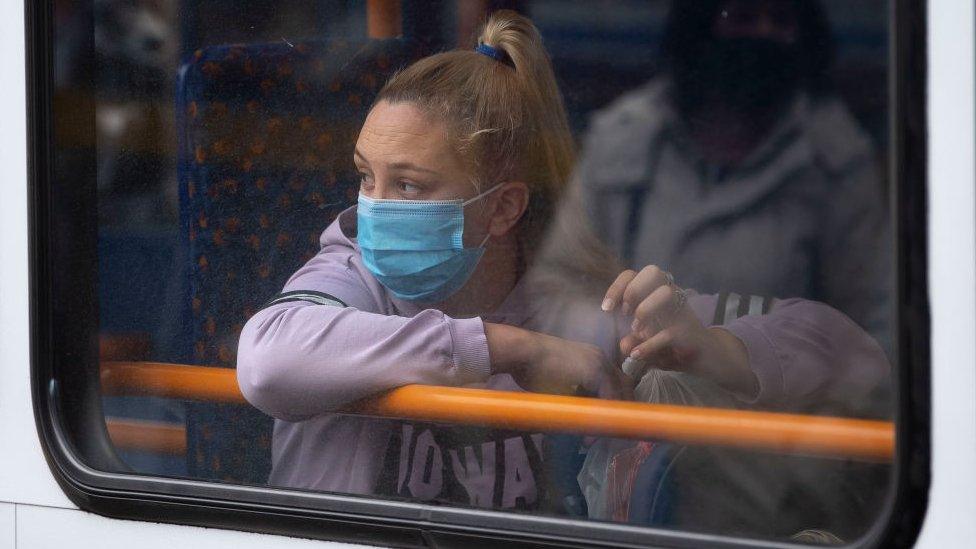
575, 77, 893, 354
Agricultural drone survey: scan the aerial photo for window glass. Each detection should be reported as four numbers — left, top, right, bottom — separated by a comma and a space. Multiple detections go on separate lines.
48, 0, 897, 545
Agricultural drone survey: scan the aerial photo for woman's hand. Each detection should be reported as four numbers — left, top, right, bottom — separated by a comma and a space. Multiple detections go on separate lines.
602, 266, 759, 399
485, 323, 632, 400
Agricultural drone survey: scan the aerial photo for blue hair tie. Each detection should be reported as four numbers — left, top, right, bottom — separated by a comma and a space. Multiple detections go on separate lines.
476, 43, 507, 63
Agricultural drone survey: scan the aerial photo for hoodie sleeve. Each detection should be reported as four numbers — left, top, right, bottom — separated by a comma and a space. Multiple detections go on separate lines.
688, 293, 891, 414
236, 247, 491, 422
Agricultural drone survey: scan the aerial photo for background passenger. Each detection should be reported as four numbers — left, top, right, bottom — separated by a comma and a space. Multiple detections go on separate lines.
236, 10, 889, 523
572, 0, 893, 355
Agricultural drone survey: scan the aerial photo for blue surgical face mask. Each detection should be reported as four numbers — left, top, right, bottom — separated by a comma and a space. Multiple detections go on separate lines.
357, 184, 502, 303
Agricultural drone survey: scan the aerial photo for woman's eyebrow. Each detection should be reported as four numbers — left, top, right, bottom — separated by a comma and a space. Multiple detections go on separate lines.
388, 161, 439, 175
354, 148, 440, 175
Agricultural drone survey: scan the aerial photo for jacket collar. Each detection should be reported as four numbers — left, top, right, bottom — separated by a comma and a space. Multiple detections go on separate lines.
586, 76, 819, 227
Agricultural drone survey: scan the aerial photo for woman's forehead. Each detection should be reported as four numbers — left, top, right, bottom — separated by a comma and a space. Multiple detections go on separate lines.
357, 101, 457, 165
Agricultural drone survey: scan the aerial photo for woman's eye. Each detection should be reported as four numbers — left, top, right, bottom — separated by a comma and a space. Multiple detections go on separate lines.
398, 181, 422, 195
358, 172, 374, 189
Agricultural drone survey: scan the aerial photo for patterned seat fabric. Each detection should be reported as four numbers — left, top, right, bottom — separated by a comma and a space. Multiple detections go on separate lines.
177, 38, 422, 484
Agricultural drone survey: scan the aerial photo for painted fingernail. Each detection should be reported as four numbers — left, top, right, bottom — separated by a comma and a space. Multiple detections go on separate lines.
631, 318, 643, 332
630, 348, 642, 359
601, 298, 614, 312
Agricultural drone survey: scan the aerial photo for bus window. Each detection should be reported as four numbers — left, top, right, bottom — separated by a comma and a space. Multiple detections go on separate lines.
32, 0, 924, 547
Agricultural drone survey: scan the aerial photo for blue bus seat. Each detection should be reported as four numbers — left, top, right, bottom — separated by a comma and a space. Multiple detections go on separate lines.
176, 37, 422, 484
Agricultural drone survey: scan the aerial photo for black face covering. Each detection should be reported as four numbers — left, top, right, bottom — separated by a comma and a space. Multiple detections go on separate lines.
673, 37, 802, 116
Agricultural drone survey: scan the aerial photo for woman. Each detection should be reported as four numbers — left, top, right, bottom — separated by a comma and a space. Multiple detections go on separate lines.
237, 10, 888, 515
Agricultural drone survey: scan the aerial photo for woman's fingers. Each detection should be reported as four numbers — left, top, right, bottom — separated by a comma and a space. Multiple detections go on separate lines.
620, 266, 669, 315
628, 327, 676, 361
630, 284, 677, 334
602, 269, 637, 312
604, 265, 676, 317
619, 332, 642, 356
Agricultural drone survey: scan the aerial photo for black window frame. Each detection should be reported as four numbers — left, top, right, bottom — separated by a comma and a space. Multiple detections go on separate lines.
26, 0, 930, 547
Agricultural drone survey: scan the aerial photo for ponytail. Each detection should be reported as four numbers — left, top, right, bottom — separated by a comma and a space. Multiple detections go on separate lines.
477, 11, 577, 189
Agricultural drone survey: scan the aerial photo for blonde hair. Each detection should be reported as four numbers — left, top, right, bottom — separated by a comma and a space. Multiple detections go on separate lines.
374, 10, 571, 249
375, 10, 620, 292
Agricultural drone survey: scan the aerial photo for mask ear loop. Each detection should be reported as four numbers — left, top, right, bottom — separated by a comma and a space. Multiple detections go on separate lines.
462, 182, 506, 206
465, 183, 505, 249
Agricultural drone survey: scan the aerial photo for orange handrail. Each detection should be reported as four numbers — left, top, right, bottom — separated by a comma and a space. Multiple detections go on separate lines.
105, 418, 187, 455
102, 361, 244, 403
350, 387, 894, 461
100, 361, 894, 461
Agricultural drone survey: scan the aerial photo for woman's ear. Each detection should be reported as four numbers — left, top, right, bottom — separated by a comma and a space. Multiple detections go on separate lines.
487, 181, 530, 237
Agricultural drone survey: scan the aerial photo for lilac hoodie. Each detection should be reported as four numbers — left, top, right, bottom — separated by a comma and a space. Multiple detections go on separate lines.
236, 206, 890, 508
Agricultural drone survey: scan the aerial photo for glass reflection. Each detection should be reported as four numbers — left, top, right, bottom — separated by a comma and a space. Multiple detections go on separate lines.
57, 0, 895, 544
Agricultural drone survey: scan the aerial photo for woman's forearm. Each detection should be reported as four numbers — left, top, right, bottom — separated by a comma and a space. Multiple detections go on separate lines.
484, 322, 536, 376
702, 327, 759, 400
238, 303, 491, 420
